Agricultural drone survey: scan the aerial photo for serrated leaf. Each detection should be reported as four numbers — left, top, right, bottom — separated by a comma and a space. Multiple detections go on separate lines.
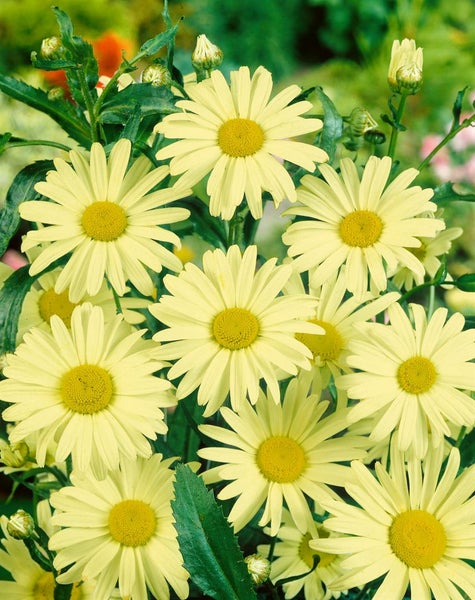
454, 273, 475, 292
99, 83, 179, 123
172, 464, 257, 600
139, 21, 181, 57
0, 75, 91, 147
313, 86, 343, 163
433, 182, 475, 204
0, 160, 54, 256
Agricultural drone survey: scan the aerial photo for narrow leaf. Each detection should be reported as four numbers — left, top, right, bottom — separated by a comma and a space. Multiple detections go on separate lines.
172, 465, 257, 600
433, 182, 475, 204
139, 21, 181, 57
0, 160, 53, 256
454, 273, 475, 292
0, 75, 91, 147
99, 83, 179, 123
313, 86, 343, 163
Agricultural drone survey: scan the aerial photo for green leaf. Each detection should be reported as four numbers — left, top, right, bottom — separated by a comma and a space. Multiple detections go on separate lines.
433, 182, 475, 204
0, 75, 91, 147
451, 87, 468, 129
0, 160, 54, 257
313, 86, 343, 163
166, 395, 205, 462
139, 20, 181, 57
458, 428, 475, 469
99, 83, 179, 124
454, 273, 475, 292
172, 465, 257, 600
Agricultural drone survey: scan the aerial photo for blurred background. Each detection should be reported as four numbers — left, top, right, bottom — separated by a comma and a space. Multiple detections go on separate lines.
0, 0, 474, 290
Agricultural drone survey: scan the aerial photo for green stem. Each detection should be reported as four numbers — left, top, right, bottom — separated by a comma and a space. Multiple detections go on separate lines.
418, 111, 475, 172
23, 537, 52, 572
76, 68, 99, 142
387, 93, 407, 159
54, 582, 73, 600
110, 285, 123, 315
3, 139, 72, 153
455, 425, 467, 448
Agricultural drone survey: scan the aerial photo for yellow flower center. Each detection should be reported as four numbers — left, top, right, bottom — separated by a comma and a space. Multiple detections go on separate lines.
33, 571, 81, 600
217, 118, 265, 157
108, 499, 157, 547
397, 356, 437, 394
299, 530, 335, 569
81, 201, 127, 241
296, 319, 343, 363
38, 288, 78, 328
256, 436, 306, 483
212, 307, 260, 350
60, 365, 113, 414
389, 509, 447, 569
338, 210, 383, 247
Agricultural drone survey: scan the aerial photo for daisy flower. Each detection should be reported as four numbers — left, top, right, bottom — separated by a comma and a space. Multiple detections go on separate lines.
0, 303, 175, 477
0, 501, 95, 599
198, 375, 367, 535
310, 437, 475, 600
155, 65, 328, 220
17, 264, 152, 342
391, 225, 462, 290
285, 266, 399, 404
49, 454, 189, 600
19, 138, 191, 302
258, 508, 345, 600
150, 244, 321, 415
282, 156, 445, 298
338, 302, 475, 458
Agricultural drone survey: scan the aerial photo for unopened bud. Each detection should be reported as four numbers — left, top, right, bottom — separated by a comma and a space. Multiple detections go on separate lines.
396, 64, 423, 95
192, 34, 223, 72
40, 36, 62, 59
141, 64, 172, 87
364, 129, 386, 145
47, 87, 65, 101
6, 509, 35, 539
348, 107, 378, 138
0, 440, 29, 468
244, 553, 271, 585
388, 38, 423, 94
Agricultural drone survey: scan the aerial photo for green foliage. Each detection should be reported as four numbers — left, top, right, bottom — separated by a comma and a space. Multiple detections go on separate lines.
172, 464, 257, 600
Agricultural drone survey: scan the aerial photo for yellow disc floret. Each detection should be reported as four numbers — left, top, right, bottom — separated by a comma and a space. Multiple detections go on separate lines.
81, 201, 127, 241
389, 509, 446, 568
338, 210, 384, 247
60, 364, 113, 414
256, 436, 306, 483
38, 288, 78, 328
212, 307, 260, 350
108, 499, 157, 547
218, 118, 265, 157
397, 356, 437, 394
296, 319, 343, 363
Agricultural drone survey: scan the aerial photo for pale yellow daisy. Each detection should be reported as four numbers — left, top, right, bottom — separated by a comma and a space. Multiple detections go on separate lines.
0, 501, 96, 599
391, 226, 462, 290
285, 266, 399, 404
338, 302, 475, 458
155, 65, 328, 220
0, 303, 175, 477
19, 139, 191, 302
310, 437, 475, 600
282, 156, 445, 298
17, 264, 152, 342
198, 375, 367, 536
49, 454, 189, 600
257, 508, 345, 600
150, 244, 322, 415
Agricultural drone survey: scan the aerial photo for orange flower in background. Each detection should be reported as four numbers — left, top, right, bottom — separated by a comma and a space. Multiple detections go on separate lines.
42, 31, 133, 94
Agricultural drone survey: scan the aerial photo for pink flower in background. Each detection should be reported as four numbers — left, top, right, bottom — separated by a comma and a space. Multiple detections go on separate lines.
1, 249, 27, 270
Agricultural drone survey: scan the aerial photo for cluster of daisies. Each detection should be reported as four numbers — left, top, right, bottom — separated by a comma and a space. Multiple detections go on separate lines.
0, 52, 474, 600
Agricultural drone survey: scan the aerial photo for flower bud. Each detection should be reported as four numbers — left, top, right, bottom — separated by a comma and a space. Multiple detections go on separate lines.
141, 64, 172, 87
40, 36, 62, 59
364, 129, 387, 145
0, 440, 29, 468
348, 107, 378, 138
47, 87, 65, 101
396, 63, 423, 95
388, 38, 423, 94
6, 509, 35, 539
244, 553, 271, 585
192, 34, 223, 72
